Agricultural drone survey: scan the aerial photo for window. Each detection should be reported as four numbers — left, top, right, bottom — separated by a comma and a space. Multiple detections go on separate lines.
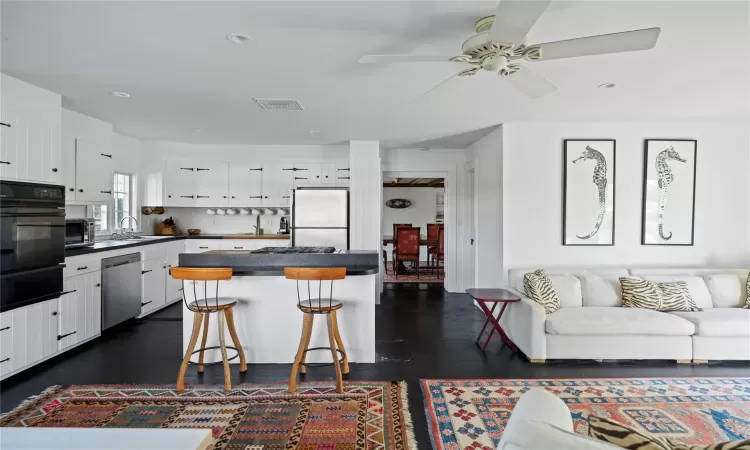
92, 173, 138, 235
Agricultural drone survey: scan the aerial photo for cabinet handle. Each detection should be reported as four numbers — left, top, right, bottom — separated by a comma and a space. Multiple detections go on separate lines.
294, 177, 308, 180
61, 289, 78, 295
338, 177, 350, 180
0, 326, 10, 331
52, 168, 58, 172
69, 188, 74, 192
142, 269, 152, 274
101, 190, 112, 194
178, 288, 184, 292
77, 266, 88, 270
96, 283, 101, 287
249, 168, 263, 171
52, 312, 58, 316
249, 196, 263, 199
196, 195, 209, 198
234, 246, 243, 249
180, 167, 194, 171
0, 122, 10, 128
0, 161, 10, 165
264, 196, 268, 199
282, 195, 290, 199
196, 168, 209, 171
337, 168, 350, 171
223, 196, 227, 199
0, 358, 9, 363
163, 265, 167, 269
79, 189, 83, 192
283, 168, 306, 171
180, 195, 194, 198
231, 196, 236, 199
199, 246, 208, 249
141, 301, 153, 307
57, 331, 76, 340
100, 153, 112, 158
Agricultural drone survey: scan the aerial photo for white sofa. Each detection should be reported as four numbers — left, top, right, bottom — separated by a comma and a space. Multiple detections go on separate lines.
500, 268, 750, 362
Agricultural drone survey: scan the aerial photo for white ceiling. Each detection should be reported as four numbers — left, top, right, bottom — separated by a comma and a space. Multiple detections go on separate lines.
1, 1, 748, 145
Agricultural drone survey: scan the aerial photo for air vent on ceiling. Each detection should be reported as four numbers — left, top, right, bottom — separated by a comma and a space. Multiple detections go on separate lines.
253, 98, 305, 111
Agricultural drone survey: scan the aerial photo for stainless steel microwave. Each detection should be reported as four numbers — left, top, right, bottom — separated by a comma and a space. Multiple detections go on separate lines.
65, 218, 96, 249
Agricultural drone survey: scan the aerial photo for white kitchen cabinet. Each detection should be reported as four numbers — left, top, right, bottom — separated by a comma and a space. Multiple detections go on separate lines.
0, 310, 16, 377
195, 162, 229, 206
229, 164, 264, 206
290, 163, 312, 188
165, 241, 185, 304
335, 164, 350, 185
165, 161, 197, 206
219, 239, 290, 251
320, 163, 336, 185
74, 138, 115, 203
62, 136, 77, 197
0, 74, 62, 185
24, 300, 59, 367
143, 170, 164, 206
263, 163, 294, 206
141, 258, 166, 315
185, 239, 223, 253
58, 271, 102, 351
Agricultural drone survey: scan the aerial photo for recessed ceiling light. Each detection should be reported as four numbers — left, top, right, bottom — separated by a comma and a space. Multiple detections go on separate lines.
598, 83, 616, 89
110, 91, 130, 98
226, 33, 252, 44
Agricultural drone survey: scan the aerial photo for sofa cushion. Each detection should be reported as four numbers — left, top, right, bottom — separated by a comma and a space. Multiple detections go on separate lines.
620, 277, 664, 310
524, 270, 561, 314
548, 276, 582, 308
642, 276, 713, 310
545, 307, 695, 336
580, 275, 623, 307
508, 268, 629, 295
669, 309, 750, 337
704, 274, 746, 308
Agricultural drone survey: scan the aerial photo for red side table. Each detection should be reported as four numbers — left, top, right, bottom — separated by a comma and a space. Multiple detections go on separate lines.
466, 288, 520, 352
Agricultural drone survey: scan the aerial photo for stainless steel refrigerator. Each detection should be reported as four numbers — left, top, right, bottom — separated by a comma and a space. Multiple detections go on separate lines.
291, 188, 349, 249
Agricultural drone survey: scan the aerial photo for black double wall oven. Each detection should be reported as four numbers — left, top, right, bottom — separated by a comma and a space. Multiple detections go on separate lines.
0, 180, 65, 312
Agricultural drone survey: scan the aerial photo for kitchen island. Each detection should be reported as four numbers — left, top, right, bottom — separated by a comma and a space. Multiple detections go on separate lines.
177, 248, 379, 364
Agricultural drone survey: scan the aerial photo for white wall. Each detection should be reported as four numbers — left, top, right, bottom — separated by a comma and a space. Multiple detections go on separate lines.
467, 127, 504, 288
501, 122, 750, 273
382, 186, 443, 261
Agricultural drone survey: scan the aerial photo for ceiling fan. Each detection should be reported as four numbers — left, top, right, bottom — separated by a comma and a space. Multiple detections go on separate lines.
358, 1, 660, 99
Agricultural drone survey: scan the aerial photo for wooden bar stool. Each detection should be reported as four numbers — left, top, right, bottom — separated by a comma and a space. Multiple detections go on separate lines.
170, 267, 247, 392
284, 267, 349, 393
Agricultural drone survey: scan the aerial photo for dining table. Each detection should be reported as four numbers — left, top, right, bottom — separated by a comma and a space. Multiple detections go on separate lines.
382, 235, 438, 246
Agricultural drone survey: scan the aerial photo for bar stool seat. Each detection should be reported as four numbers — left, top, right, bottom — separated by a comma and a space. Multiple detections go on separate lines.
188, 297, 238, 311
298, 299, 343, 313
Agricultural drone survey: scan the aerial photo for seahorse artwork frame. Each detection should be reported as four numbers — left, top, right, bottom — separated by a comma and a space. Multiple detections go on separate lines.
641, 139, 697, 246
562, 139, 616, 246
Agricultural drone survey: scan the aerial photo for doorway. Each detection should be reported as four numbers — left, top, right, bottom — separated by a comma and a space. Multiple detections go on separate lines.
382, 175, 445, 284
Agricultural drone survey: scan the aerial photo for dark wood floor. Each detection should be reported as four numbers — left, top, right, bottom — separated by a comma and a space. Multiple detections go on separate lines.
2, 284, 749, 448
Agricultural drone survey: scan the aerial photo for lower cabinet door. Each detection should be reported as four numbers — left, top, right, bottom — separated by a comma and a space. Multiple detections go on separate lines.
141, 259, 166, 315
58, 271, 102, 351
24, 300, 59, 366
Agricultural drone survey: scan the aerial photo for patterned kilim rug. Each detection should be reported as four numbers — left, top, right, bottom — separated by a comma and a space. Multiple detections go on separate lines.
384, 263, 443, 284
422, 378, 750, 450
1, 381, 416, 450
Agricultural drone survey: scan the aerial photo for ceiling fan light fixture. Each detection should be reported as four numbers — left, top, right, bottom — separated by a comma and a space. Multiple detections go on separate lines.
226, 33, 252, 44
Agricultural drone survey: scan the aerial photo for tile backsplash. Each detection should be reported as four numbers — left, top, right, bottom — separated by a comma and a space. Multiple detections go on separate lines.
142, 207, 288, 235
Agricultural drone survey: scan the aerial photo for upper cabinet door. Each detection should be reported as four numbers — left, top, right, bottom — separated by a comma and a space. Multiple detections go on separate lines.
290, 163, 311, 188
195, 162, 229, 206
61, 136, 77, 200
229, 164, 263, 206
264, 163, 294, 205
75, 138, 114, 203
0, 110, 59, 184
164, 161, 196, 206
335, 165, 350, 185
320, 163, 336, 185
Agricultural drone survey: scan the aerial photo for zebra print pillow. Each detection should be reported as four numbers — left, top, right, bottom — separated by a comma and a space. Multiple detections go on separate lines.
523, 269, 561, 314
589, 415, 750, 450
620, 277, 701, 312
745, 273, 749, 309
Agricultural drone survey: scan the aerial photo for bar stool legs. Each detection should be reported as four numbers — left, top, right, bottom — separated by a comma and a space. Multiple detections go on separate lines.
326, 314, 344, 393
224, 308, 247, 372
178, 311, 203, 392
331, 311, 349, 375
217, 311, 231, 391
197, 313, 210, 373
289, 313, 314, 393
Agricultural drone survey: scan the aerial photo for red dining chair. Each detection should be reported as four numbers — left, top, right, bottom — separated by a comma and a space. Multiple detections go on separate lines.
428, 227, 445, 278
426, 224, 440, 271
391, 223, 411, 275
394, 227, 420, 280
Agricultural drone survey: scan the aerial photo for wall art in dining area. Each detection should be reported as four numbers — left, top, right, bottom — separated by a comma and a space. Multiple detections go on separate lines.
641, 139, 697, 245
562, 139, 616, 246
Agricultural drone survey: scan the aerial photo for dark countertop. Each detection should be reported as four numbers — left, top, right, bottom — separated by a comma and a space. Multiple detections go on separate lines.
178, 250, 379, 276
65, 234, 291, 257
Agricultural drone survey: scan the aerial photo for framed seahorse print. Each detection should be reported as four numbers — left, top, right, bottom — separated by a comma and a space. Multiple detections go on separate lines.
641, 139, 697, 245
563, 139, 616, 246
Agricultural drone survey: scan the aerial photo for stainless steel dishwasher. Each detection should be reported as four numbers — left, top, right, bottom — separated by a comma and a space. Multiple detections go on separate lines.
101, 252, 142, 330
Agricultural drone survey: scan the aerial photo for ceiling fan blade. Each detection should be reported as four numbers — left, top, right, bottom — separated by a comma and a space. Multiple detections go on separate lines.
488, 0, 550, 44
411, 69, 479, 104
532, 27, 661, 60
359, 54, 459, 64
504, 65, 557, 99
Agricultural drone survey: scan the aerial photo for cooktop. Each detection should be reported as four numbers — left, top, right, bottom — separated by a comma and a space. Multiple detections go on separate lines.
252, 247, 337, 254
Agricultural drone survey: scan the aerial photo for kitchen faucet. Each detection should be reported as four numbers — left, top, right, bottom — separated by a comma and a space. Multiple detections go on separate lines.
111, 215, 139, 240
119, 215, 139, 231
